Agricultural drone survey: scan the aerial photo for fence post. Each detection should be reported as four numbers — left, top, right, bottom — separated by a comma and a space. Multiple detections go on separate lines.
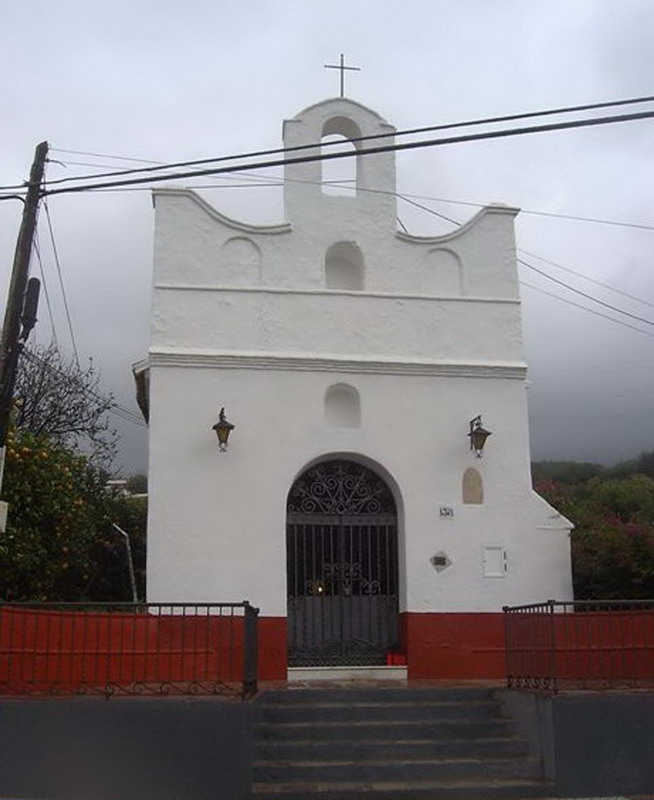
547, 599, 558, 693
502, 605, 511, 688
242, 602, 259, 698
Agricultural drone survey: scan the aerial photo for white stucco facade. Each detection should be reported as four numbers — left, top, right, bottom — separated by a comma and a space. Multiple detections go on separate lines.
140, 97, 572, 619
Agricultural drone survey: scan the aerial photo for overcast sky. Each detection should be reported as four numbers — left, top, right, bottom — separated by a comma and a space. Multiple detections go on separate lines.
2, 0, 653, 475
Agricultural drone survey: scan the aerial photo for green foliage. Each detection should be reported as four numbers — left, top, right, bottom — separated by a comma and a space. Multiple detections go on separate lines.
531, 460, 604, 485
535, 458, 654, 600
125, 473, 147, 495
0, 429, 146, 601
606, 451, 654, 481
89, 495, 147, 601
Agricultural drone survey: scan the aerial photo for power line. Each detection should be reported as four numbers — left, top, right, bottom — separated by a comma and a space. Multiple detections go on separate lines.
43, 200, 80, 365
520, 280, 654, 339
394, 191, 654, 328
42, 108, 654, 198
22, 348, 146, 427
518, 257, 654, 327
397, 192, 654, 233
32, 234, 59, 348
51, 148, 161, 165
515, 207, 654, 232
520, 249, 654, 311
48, 152, 654, 235
46, 93, 654, 188
56, 159, 286, 189
397, 193, 459, 225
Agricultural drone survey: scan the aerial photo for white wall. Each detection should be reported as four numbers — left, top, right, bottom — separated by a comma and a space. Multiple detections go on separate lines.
144, 97, 572, 616
146, 364, 572, 615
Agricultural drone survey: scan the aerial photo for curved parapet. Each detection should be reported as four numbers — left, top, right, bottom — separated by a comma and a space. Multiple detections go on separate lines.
153, 188, 290, 235
397, 205, 521, 299
152, 188, 290, 288
397, 204, 520, 245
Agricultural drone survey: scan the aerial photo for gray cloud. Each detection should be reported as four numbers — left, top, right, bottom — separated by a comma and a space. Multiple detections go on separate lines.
2, 0, 653, 473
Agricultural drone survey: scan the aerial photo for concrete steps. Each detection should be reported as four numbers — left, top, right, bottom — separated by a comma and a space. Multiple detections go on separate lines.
252, 686, 553, 799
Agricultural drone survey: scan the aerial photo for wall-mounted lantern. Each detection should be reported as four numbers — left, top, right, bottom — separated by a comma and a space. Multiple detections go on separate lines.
212, 407, 235, 452
468, 415, 492, 458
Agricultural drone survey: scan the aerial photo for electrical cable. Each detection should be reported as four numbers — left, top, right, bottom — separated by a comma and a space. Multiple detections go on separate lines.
396, 192, 654, 233
51, 148, 161, 165
43, 199, 80, 365
42, 108, 654, 198
48, 153, 654, 235
46, 93, 654, 187
397, 193, 459, 225
515, 207, 654, 232
520, 281, 654, 339
22, 349, 146, 427
518, 258, 654, 327
55, 158, 286, 189
32, 234, 59, 348
394, 192, 654, 327
520, 250, 654, 311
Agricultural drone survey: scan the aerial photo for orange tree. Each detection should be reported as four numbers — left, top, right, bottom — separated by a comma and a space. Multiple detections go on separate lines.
0, 428, 146, 601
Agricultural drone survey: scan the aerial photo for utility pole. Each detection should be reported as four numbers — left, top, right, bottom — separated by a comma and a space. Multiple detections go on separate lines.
0, 141, 48, 527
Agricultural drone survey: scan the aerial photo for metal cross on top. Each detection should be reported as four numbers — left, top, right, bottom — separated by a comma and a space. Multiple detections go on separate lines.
324, 53, 361, 97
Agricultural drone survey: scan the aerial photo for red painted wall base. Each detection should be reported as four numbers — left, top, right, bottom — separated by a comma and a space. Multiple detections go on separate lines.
258, 617, 287, 680
401, 612, 506, 680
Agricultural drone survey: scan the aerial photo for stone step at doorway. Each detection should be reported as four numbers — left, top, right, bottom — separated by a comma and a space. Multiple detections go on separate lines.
252, 685, 554, 800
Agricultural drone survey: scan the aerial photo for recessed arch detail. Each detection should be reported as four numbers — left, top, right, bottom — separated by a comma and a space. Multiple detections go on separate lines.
218, 236, 262, 285
463, 467, 484, 504
325, 241, 364, 290
423, 247, 463, 295
325, 383, 361, 428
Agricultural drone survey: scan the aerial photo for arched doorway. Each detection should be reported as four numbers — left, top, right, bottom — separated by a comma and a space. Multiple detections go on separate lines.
286, 459, 399, 666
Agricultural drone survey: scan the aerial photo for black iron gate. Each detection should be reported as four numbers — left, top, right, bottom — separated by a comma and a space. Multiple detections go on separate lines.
286, 461, 399, 666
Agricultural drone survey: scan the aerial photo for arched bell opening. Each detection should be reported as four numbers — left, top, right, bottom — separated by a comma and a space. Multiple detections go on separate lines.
320, 115, 361, 197
286, 458, 400, 666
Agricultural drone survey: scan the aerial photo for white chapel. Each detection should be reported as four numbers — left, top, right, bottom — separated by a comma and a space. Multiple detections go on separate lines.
135, 95, 572, 680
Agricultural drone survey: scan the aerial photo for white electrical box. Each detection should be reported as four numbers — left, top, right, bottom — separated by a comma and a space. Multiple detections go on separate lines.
483, 546, 507, 577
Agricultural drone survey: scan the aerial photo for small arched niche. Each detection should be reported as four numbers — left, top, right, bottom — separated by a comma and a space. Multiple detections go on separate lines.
423, 248, 463, 295
321, 116, 361, 197
462, 468, 484, 505
325, 383, 361, 428
325, 241, 364, 290
219, 236, 262, 286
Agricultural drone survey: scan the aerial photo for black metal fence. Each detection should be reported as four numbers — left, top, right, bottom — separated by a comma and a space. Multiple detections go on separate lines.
0, 602, 259, 698
504, 599, 654, 692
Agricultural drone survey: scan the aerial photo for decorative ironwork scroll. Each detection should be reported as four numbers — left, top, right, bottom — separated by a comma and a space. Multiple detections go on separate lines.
287, 460, 396, 516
